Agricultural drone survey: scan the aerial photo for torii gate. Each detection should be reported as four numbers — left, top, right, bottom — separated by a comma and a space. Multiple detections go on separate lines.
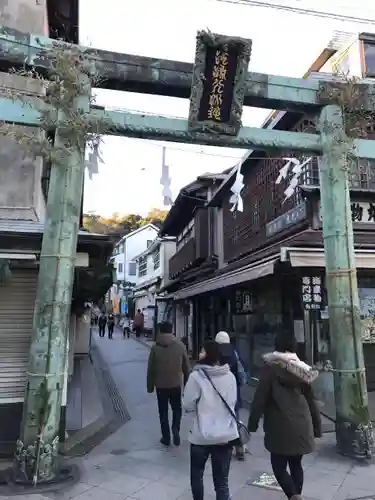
0, 26, 374, 483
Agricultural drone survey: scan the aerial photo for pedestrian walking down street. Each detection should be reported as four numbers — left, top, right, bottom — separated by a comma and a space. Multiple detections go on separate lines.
247, 332, 322, 500
215, 331, 247, 460
134, 309, 144, 338
120, 313, 131, 338
98, 313, 107, 338
147, 321, 190, 447
183, 340, 238, 500
107, 313, 115, 339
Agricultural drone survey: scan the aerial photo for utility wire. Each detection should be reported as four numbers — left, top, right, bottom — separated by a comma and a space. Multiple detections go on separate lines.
216, 0, 375, 24
134, 140, 245, 160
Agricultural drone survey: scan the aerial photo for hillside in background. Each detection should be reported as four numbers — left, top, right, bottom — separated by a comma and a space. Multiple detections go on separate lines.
83, 208, 169, 240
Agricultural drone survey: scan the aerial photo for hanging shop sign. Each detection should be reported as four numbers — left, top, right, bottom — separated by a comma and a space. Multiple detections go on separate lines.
301, 276, 322, 310
156, 299, 167, 323
120, 297, 128, 315
188, 30, 252, 136
232, 290, 253, 314
266, 202, 307, 237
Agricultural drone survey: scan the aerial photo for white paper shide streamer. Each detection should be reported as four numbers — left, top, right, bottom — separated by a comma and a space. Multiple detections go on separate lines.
276, 157, 312, 202
229, 162, 245, 213
85, 143, 104, 180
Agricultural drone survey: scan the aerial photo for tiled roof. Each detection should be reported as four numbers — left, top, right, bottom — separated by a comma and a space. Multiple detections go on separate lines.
0, 219, 107, 238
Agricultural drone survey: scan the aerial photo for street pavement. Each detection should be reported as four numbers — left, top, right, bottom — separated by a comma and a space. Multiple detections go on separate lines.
3, 330, 375, 500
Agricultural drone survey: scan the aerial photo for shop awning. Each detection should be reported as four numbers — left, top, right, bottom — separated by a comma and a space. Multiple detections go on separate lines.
282, 247, 375, 268
173, 255, 278, 300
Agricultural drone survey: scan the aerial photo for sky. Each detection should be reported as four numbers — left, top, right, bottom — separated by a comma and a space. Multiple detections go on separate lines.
79, 0, 375, 217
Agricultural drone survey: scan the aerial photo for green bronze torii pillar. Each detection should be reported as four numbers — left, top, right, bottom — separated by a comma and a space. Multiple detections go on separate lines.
0, 27, 373, 484
319, 105, 372, 457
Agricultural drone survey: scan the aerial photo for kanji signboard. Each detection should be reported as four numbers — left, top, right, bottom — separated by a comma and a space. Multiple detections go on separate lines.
188, 31, 252, 136
350, 201, 375, 223
319, 200, 375, 224
232, 290, 253, 314
302, 276, 323, 310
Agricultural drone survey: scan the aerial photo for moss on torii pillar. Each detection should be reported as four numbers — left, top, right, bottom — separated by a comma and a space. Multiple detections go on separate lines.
12, 74, 91, 484
318, 104, 373, 458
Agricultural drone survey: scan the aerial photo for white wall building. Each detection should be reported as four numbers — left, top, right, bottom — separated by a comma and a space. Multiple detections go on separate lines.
133, 237, 176, 333
112, 224, 159, 286
109, 224, 159, 314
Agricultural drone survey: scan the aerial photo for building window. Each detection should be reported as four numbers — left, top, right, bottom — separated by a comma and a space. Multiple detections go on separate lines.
363, 41, 375, 77
153, 248, 160, 270
118, 263, 123, 273
138, 256, 147, 277
147, 240, 152, 248
128, 261, 137, 276
176, 219, 195, 251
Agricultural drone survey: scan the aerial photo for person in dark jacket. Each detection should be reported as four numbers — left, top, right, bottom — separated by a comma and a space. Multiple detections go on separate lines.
107, 314, 115, 339
98, 313, 107, 337
215, 331, 246, 461
147, 322, 191, 446
248, 332, 322, 500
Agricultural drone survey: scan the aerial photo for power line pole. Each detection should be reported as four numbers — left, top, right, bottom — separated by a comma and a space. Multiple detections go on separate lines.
160, 146, 173, 207
319, 104, 372, 458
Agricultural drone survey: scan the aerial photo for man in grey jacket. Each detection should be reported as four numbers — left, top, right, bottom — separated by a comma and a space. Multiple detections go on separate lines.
147, 322, 190, 446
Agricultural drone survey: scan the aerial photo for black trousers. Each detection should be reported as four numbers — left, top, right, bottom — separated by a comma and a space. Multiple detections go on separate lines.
123, 327, 130, 338
156, 387, 182, 442
270, 453, 304, 499
135, 326, 141, 338
98, 326, 105, 337
108, 324, 114, 338
190, 443, 232, 500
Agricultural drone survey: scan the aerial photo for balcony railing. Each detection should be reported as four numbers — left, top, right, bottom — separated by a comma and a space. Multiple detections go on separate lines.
169, 237, 196, 279
168, 208, 210, 279
299, 157, 375, 190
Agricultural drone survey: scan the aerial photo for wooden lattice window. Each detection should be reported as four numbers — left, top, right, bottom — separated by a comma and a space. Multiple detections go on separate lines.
222, 114, 317, 262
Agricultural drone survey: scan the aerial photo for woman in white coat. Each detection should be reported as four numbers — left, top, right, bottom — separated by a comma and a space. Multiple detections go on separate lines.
183, 340, 238, 500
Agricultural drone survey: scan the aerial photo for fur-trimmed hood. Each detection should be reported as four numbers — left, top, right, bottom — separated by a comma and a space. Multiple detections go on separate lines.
263, 351, 319, 384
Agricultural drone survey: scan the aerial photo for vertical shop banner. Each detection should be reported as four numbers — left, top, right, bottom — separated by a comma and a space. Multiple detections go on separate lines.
301, 276, 323, 310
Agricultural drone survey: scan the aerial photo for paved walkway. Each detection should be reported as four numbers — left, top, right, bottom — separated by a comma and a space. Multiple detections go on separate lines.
4, 330, 375, 500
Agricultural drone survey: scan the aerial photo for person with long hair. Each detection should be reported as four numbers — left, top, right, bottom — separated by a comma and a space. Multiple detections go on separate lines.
247, 332, 322, 500
183, 340, 238, 500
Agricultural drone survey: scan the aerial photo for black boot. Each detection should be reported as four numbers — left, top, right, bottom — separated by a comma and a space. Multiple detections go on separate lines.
173, 432, 180, 447
160, 437, 170, 446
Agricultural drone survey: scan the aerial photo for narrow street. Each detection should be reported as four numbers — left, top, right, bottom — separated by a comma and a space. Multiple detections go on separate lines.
6, 331, 375, 500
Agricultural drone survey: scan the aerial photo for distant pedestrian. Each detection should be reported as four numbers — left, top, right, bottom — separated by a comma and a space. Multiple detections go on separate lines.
248, 331, 322, 500
215, 331, 247, 460
121, 314, 131, 338
107, 313, 115, 339
147, 321, 190, 447
98, 313, 107, 338
134, 309, 144, 338
183, 340, 238, 500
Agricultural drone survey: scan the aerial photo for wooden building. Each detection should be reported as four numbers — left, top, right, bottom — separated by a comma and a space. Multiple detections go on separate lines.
161, 34, 375, 419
